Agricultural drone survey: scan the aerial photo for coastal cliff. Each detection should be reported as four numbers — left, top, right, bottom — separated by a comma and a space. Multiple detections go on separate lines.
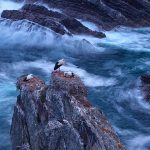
3, 0, 150, 31
2, 0, 150, 39
11, 72, 125, 150
1, 3, 106, 38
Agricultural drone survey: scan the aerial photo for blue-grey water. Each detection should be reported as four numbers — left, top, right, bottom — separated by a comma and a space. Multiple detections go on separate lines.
0, 1, 150, 150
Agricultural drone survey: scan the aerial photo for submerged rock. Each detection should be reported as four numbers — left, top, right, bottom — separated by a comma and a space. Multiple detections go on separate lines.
11, 72, 125, 150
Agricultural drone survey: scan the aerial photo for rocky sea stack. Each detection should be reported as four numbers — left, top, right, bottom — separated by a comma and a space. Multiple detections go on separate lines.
11, 72, 125, 150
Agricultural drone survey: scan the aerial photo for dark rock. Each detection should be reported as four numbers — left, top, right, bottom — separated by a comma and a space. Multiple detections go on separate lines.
141, 74, 150, 84
43, 0, 150, 29
60, 18, 105, 38
140, 74, 150, 103
8, 0, 150, 31
1, 4, 105, 38
11, 72, 125, 150
1, 5, 68, 35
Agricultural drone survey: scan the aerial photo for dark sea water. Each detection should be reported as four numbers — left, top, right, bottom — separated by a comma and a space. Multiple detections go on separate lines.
0, 1, 150, 150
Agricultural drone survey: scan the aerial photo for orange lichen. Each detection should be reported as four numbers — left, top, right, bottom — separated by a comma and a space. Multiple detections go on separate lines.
101, 127, 113, 134
117, 143, 124, 149
80, 99, 92, 108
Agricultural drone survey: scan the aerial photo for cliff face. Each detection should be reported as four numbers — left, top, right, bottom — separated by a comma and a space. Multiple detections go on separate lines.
11, 72, 125, 150
2, 0, 150, 38
43, 0, 150, 29
1, 4, 105, 38
29, 0, 150, 29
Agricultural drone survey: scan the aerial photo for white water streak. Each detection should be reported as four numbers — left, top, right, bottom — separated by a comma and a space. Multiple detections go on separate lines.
100, 27, 150, 52
8, 60, 117, 87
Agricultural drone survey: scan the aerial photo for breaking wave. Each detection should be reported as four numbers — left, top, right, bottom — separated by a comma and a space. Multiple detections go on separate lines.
0, 18, 104, 55
0, 1, 150, 150
100, 27, 150, 52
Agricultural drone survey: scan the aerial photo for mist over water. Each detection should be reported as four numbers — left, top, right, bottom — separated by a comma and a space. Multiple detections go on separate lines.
0, 1, 150, 150
0, 0, 24, 14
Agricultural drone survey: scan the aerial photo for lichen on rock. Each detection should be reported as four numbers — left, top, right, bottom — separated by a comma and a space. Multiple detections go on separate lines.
11, 72, 125, 150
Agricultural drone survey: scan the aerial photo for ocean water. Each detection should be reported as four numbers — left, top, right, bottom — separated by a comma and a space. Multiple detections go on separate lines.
0, 1, 150, 150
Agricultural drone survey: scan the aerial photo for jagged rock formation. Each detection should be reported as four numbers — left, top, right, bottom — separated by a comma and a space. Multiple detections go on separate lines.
1, 4, 105, 38
87, 0, 150, 28
140, 74, 150, 103
43, 0, 150, 29
11, 72, 125, 150
2, 0, 150, 38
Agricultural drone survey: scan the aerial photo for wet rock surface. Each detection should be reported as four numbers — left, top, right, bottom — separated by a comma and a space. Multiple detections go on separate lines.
42, 0, 150, 29
141, 74, 150, 103
11, 72, 125, 150
1, 4, 105, 38
3, 0, 150, 37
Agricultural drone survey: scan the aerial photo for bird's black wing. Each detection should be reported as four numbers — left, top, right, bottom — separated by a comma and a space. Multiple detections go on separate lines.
54, 62, 61, 70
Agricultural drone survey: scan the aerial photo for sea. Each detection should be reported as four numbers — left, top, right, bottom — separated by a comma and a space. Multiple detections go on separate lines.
0, 1, 150, 150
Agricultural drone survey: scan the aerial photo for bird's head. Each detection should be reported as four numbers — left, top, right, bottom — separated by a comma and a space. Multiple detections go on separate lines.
61, 59, 65, 64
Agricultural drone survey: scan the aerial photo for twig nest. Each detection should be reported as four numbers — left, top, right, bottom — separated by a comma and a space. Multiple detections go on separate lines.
63, 71, 74, 78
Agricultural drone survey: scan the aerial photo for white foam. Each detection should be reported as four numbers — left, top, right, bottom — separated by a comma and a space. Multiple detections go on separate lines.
127, 135, 150, 150
0, 19, 104, 54
114, 126, 137, 137
0, 19, 55, 48
100, 27, 150, 52
73, 34, 103, 45
0, 1, 103, 52
113, 126, 150, 150
143, 61, 150, 66
35, 2, 62, 13
77, 19, 99, 31
0, 0, 24, 15
10, 60, 117, 87
0, 72, 10, 80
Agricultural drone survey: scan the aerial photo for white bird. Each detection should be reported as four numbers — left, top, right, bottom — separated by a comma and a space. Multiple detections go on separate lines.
54, 59, 65, 71
64, 71, 74, 77
24, 74, 33, 81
